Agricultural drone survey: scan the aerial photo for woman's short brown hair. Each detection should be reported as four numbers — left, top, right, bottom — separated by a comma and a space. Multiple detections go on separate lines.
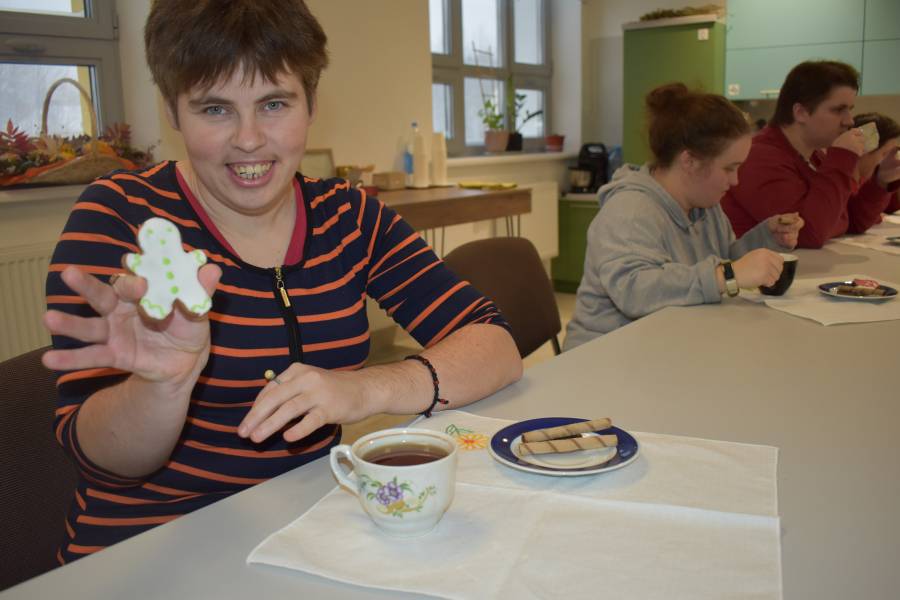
145, 0, 328, 115
854, 112, 900, 148
645, 83, 750, 168
770, 61, 859, 127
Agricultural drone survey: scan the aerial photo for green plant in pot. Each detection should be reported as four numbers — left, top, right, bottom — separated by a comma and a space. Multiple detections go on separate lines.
505, 81, 543, 152
479, 96, 509, 153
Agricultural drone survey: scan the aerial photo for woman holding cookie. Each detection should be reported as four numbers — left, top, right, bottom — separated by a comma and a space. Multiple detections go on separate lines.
42, 0, 521, 563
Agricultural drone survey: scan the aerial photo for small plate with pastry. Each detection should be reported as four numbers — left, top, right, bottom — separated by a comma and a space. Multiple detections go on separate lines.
489, 417, 639, 476
818, 278, 898, 300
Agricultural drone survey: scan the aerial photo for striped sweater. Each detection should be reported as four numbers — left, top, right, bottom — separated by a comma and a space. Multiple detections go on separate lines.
46, 160, 507, 563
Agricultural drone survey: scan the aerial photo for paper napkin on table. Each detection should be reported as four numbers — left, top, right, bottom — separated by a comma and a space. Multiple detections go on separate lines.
248, 411, 782, 600
742, 275, 900, 326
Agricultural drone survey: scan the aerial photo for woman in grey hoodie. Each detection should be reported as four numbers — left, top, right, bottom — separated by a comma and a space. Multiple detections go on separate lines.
564, 84, 804, 350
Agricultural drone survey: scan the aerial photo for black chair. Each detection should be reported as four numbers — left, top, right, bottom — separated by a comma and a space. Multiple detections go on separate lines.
0, 346, 77, 591
443, 237, 562, 359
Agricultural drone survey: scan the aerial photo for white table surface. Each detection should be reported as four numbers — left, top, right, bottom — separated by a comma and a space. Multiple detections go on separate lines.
5, 231, 900, 599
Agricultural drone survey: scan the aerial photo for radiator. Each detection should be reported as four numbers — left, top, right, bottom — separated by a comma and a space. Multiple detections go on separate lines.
0, 243, 54, 362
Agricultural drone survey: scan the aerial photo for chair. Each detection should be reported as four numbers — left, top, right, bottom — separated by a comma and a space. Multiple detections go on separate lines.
443, 237, 562, 358
0, 346, 78, 591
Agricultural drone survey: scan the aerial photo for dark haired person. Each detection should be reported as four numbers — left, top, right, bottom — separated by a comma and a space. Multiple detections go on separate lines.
563, 84, 803, 350
42, 0, 522, 563
722, 61, 900, 248
853, 112, 900, 215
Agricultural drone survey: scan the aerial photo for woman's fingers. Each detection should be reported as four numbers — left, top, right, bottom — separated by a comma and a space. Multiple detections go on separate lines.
198, 263, 222, 296
42, 343, 118, 371
283, 409, 326, 443
43, 309, 109, 343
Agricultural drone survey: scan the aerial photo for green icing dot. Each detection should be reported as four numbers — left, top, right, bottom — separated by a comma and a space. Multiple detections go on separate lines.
171, 285, 179, 294
166, 271, 175, 280
162, 257, 171, 265
159, 239, 166, 245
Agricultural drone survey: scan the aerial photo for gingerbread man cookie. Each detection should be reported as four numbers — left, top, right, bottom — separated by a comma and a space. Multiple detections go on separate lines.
124, 217, 212, 319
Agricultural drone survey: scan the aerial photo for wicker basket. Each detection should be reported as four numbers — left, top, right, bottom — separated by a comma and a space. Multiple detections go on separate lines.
29, 78, 132, 185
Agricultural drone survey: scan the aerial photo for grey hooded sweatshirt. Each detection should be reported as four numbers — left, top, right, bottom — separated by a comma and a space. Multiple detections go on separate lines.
563, 164, 785, 351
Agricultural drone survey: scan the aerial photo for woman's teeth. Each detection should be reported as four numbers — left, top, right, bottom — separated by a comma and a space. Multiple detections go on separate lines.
231, 163, 272, 180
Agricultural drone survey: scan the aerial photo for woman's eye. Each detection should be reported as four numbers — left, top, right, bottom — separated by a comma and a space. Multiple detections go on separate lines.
204, 105, 226, 116
264, 101, 284, 111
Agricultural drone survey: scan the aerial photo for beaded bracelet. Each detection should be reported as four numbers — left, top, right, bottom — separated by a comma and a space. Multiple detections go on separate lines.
404, 354, 449, 417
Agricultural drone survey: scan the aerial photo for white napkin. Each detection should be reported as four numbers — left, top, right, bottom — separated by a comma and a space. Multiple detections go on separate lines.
742, 274, 900, 326
881, 214, 900, 226
833, 232, 900, 255
248, 412, 782, 599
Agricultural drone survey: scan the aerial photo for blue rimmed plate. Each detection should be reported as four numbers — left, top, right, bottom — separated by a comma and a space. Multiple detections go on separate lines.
885, 236, 900, 246
488, 417, 639, 477
817, 281, 898, 300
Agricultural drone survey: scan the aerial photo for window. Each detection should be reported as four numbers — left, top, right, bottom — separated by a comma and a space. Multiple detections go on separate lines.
430, 0, 551, 155
0, 0, 123, 139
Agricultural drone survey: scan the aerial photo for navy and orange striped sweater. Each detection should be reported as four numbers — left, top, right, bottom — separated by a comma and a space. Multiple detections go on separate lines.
46, 161, 507, 563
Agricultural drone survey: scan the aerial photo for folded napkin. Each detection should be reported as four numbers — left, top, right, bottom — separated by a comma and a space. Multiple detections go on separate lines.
248, 412, 782, 599
741, 274, 900, 326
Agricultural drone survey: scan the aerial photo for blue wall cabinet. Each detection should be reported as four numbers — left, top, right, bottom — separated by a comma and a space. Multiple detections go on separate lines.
726, 43, 863, 101
864, 0, 900, 40
861, 40, 900, 95
726, 0, 865, 49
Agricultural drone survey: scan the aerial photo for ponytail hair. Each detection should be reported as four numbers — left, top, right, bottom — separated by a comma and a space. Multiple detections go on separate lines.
646, 83, 750, 168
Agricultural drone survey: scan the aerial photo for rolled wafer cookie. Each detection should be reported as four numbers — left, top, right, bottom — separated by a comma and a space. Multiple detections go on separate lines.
515, 434, 618, 456
521, 418, 612, 442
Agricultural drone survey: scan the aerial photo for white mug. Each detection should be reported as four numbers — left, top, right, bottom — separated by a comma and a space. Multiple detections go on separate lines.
329, 428, 458, 537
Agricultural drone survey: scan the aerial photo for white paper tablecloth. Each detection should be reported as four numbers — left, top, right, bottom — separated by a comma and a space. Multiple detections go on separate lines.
248, 411, 782, 599
741, 274, 900, 326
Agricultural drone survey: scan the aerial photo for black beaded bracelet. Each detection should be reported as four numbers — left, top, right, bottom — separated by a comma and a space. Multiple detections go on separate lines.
404, 354, 449, 417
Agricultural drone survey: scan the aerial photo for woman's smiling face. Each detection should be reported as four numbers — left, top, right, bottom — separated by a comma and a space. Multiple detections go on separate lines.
169, 67, 314, 217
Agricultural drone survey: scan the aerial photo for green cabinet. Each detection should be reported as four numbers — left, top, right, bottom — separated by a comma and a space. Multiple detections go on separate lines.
552, 197, 599, 293
623, 19, 725, 165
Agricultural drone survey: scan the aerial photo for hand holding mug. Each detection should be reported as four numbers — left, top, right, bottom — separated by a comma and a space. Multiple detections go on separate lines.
832, 127, 866, 157
733, 248, 784, 289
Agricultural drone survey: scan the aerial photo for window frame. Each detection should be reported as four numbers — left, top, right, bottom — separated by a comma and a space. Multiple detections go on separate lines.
431, 0, 552, 156
0, 0, 124, 133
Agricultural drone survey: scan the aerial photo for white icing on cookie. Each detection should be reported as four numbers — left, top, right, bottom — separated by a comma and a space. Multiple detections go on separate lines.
124, 217, 211, 319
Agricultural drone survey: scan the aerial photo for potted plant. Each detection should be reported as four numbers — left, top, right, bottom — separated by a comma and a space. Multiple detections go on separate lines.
478, 96, 509, 153
505, 79, 543, 152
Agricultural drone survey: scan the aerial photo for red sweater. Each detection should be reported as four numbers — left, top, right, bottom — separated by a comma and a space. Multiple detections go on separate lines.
722, 126, 898, 248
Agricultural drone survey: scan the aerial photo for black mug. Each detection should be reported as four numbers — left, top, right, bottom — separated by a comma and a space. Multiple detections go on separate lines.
759, 253, 798, 296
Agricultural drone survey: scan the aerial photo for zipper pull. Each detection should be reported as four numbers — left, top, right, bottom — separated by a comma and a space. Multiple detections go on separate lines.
274, 266, 291, 307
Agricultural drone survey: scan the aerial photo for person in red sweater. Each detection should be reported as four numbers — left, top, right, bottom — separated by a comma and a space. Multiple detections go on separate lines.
722, 61, 900, 248
853, 112, 900, 216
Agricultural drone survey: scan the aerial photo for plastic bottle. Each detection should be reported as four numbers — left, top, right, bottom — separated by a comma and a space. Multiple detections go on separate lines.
606, 144, 623, 182
411, 124, 430, 189
403, 122, 417, 187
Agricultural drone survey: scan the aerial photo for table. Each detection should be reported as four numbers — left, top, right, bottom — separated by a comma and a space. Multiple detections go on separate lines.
5, 236, 899, 599
377, 186, 531, 232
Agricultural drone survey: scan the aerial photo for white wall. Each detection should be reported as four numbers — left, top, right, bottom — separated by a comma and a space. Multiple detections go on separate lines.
581, 0, 726, 148
115, 0, 433, 173
550, 0, 582, 153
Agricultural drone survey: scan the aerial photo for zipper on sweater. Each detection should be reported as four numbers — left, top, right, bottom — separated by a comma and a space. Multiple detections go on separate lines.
273, 266, 303, 363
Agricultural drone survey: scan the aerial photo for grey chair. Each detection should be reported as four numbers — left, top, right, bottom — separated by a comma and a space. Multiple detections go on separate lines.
443, 236, 562, 358
0, 346, 77, 591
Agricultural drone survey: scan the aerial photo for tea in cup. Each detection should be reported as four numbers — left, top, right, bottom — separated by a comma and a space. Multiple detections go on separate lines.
329, 428, 458, 537
759, 253, 798, 296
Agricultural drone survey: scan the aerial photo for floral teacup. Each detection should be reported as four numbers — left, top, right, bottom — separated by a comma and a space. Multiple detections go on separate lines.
329, 428, 458, 537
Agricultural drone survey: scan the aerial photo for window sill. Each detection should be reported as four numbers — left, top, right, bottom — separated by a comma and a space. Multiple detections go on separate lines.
447, 151, 577, 168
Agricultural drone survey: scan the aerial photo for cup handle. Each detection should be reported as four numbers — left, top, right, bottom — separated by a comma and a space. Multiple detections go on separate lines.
329, 444, 359, 496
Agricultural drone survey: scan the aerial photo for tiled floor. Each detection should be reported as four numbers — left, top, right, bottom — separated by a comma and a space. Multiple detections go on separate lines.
341, 292, 576, 443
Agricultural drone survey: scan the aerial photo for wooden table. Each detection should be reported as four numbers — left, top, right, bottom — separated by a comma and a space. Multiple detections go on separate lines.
376, 186, 531, 232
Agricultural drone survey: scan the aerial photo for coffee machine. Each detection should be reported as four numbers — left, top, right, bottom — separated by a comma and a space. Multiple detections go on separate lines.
568, 143, 609, 193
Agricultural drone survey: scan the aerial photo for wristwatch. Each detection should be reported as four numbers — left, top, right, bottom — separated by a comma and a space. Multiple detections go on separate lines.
721, 260, 739, 297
